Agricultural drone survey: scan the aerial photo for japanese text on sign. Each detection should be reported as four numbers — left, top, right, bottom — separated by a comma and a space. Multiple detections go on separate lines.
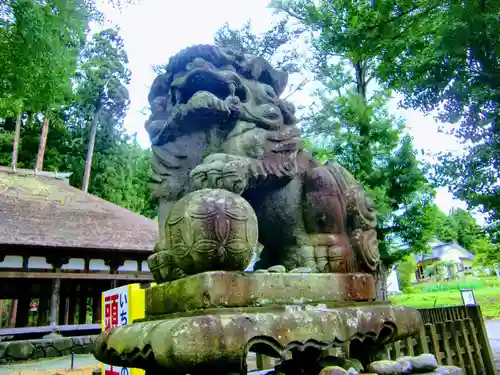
103, 285, 129, 332
104, 365, 129, 375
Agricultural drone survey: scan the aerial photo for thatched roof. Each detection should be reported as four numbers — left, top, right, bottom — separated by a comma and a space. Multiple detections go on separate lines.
0, 167, 158, 252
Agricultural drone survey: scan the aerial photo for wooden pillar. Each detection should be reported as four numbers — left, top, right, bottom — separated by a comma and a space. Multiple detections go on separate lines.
92, 294, 101, 324
78, 284, 88, 324
16, 296, 30, 327
68, 293, 77, 325
46, 257, 69, 328
38, 295, 49, 326
50, 279, 61, 327
106, 258, 124, 291
8, 299, 18, 328
0, 300, 3, 328
59, 284, 69, 325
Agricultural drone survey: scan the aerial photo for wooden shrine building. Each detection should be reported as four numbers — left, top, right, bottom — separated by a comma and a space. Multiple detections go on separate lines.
0, 167, 157, 332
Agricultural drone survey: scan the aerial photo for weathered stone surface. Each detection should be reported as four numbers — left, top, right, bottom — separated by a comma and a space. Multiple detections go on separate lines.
149, 189, 259, 282
368, 360, 403, 375
95, 304, 422, 375
268, 265, 287, 273
319, 366, 349, 375
0, 335, 97, 364
146, 271, 376, 315
5, 341, 35, 360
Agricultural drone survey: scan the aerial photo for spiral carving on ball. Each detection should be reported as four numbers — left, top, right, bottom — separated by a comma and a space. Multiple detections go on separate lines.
148, 188, 258, 282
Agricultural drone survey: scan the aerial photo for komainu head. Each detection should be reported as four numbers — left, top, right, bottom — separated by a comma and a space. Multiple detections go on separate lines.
145, 44, 298, 146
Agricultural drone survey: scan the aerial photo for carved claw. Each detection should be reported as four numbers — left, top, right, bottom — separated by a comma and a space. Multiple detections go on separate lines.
224, 95, 242, 118
288, 267, 313, 273
147, 250, 186, 283
253, 264, 287, 273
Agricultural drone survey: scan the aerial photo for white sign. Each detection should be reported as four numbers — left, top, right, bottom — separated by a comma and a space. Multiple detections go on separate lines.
103, 285, 129, 332
103, 286, 130, 375
460, 289, 477, 306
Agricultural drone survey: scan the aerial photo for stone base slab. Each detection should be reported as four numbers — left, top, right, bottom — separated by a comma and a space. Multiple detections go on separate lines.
94, 304, 422, 375
146, 271, 376, 315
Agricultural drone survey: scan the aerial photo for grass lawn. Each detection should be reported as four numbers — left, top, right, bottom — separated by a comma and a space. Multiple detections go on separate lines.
390, 288, 500, 319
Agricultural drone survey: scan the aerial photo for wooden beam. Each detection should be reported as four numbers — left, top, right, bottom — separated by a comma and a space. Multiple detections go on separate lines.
0, 271, 153, 281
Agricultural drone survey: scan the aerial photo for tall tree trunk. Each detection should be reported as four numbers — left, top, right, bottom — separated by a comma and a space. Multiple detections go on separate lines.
11, 111, 22, 172
82, 107, 101, 193
35, 117, 50, 173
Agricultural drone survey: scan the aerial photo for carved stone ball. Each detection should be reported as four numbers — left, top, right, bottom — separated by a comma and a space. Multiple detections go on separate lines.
163, 188, 258, 276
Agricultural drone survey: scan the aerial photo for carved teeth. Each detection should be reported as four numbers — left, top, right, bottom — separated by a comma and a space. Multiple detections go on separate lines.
228, 81, 236, 96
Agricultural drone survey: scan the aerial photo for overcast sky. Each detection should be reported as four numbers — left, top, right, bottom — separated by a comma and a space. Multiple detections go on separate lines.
96, 0, 478, 220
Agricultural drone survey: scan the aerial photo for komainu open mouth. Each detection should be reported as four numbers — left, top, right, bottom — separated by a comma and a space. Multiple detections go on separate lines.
171, 67, 248, 106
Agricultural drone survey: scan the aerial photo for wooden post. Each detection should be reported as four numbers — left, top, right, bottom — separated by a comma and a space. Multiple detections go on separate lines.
92, 294, 101, 324
468, 306, 497, 375
8, 299, 17, 328
11, 112, 22, 172
35, 117, 49, 172
78, 296, 88, 324
50, 279, 61, 327
78, 284, 88, 324
59, 284, 69, 325
15, 296, 30, 327
37, 295, 49, 326
68, 295, 77, 325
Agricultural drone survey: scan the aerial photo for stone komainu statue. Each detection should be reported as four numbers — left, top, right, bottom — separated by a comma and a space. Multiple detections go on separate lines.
145, 44, 379, 281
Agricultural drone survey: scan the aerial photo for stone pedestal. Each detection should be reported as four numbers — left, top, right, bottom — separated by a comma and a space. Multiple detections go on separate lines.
94, 272, 424, 375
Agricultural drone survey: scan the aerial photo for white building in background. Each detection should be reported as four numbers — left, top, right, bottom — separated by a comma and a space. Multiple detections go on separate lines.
386, 265, 401, 296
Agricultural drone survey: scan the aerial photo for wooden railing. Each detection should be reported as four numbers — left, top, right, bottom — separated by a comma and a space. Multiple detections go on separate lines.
253, 306, 497, 375
385, 306, 497, 375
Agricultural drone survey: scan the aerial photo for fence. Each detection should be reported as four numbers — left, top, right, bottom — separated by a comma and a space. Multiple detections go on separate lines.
253, 306, 497, 375
385, 305, 497, 375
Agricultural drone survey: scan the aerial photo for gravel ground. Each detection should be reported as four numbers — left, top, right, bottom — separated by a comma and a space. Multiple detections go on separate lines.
486, 320, 500, 374
0, 354, 98, 375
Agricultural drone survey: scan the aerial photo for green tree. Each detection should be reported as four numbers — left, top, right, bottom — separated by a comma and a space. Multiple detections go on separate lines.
212, 19, 310, 100
74, 28, 131, 192
271, 0, 444, 300
396, 255, 417, 291
214, 18, 305, 75
278, 0, 500, 230
0, 0, 87, 170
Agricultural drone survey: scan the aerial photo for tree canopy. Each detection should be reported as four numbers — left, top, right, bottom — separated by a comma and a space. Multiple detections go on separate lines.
0, 0, 155, 219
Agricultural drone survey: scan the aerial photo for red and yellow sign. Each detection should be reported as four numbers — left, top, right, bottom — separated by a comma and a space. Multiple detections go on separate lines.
101, 284, 152, 375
